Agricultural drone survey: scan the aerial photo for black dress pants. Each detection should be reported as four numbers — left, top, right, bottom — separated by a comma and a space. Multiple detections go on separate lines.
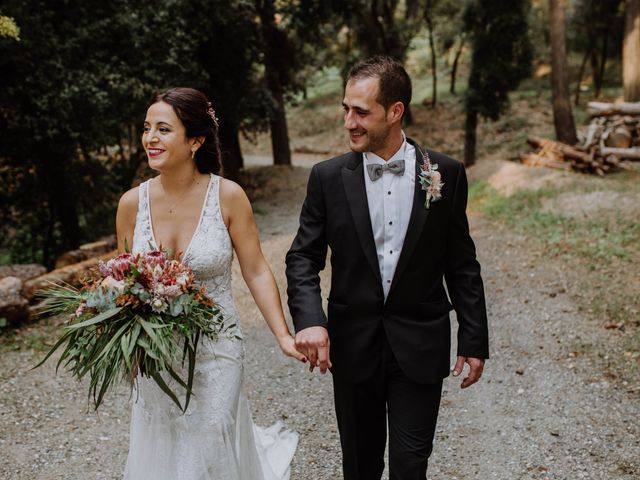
332, 338, 443, 480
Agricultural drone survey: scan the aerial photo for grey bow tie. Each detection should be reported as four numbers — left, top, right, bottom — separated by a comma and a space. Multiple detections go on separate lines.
366, 159, 405, 181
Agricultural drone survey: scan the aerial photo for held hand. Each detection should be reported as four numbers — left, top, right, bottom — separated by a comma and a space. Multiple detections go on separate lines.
278, 335, 307, 363
452, 356, 485, 389
295, 326, 332, 374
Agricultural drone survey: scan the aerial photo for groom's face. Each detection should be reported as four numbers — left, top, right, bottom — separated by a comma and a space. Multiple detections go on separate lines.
343, 76, 392, 155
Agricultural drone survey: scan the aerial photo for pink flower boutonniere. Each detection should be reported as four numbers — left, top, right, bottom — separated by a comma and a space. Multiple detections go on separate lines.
419, 151, 444, 209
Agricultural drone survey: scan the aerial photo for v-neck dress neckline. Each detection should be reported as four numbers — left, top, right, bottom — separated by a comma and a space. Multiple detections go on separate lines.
146, 173, 213, 260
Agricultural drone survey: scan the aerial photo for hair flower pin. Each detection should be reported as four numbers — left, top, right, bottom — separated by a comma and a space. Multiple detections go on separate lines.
419, 151, 443, 209
206, 102, 219, 128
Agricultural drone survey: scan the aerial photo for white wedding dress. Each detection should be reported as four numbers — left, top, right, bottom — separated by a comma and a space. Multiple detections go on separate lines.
124, 174, 298, 480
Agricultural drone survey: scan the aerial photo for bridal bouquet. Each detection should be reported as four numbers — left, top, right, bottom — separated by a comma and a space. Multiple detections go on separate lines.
34, 249, 227, 412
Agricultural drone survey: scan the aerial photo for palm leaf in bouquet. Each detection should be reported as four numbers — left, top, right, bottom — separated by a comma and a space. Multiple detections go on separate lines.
33, 250, 229, 412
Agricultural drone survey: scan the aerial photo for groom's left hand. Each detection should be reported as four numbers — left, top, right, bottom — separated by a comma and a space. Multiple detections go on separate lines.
452, 356, 484, 389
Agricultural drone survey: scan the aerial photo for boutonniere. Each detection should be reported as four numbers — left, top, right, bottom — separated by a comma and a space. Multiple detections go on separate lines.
419, 151, 443, 209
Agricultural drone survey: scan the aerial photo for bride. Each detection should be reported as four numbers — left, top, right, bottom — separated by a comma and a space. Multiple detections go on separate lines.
115, 87, 306, 479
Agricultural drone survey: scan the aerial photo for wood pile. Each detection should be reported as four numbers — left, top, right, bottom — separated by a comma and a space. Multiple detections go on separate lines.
521, 101, 640, 176
0, 242, 117, 326
54, 235, 116, 269
22, 250, 116, 301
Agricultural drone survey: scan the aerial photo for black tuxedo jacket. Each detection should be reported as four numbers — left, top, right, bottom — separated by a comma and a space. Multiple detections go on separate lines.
285, 138, 489, 384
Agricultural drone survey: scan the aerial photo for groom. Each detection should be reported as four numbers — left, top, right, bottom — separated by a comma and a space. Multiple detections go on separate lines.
285, 55, 489, 479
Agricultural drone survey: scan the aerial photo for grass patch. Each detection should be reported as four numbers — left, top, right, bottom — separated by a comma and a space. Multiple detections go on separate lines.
469, 180, 640, 329
468, 181, 639, 261
0, 315, 65, 354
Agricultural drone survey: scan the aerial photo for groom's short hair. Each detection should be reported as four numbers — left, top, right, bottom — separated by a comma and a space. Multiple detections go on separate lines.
347, 55, 412, 117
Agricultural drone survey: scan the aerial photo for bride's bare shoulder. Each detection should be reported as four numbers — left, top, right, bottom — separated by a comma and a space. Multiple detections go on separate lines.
220, 177, 247, 199
219, 177, 249, 205
117, 185, 140, 221
218, 177, 251, 226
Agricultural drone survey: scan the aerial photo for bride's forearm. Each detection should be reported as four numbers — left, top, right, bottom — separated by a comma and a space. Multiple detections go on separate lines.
243, 267, 292, 342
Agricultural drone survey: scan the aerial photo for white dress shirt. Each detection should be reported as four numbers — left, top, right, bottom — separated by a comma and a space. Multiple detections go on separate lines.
363, 133, 416, 299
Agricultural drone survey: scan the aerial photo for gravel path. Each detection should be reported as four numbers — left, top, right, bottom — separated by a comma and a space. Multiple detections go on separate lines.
1, 165, 638, 479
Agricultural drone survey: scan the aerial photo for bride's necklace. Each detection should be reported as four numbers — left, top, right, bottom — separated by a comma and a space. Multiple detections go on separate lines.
160, 175, 199, 214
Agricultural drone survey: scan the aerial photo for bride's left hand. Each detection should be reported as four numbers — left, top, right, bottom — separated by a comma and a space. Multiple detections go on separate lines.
278, 335, 308, 363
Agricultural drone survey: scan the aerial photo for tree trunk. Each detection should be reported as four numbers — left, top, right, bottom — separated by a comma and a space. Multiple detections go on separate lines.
464, 108, 478, 167
450, 36, 465, 95
404, 104, 413, 126
549, 0, 578, 144
597, 27, 609, 98
37, 149, 81, 268
269, 89, 292, 166
258, 0, 292, 166
124, 124, 144, 190
425, 4, 437, 106
42, 204, 55, 269
624, 0, 640, 101
217, 120, 243, 181
575, 48, 590, 105
590, 47, 602, 98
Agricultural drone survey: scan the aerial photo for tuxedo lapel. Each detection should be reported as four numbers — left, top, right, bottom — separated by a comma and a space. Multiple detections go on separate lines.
388, 141, 430, 298
341, 152, 382, 284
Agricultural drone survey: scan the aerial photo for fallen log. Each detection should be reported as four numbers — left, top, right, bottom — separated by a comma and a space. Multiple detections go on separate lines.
603, 126, 633, 148
0, 277, 30, 325
588, 101, 640, 117
598, 146, 640, 160
22, 250, 116, 301
0, 264, 47, 282
527, 137, 593, 162
55, 235, 116, 269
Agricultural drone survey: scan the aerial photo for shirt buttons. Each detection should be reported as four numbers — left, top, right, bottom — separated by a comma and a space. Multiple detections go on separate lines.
387, 280, 391, 283
387, 191, 391, 195
389, 250, 393, 254
389, 221, 393, 225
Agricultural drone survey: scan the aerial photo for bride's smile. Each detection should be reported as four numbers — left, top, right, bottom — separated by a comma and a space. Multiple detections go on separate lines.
142, 101, 197, 171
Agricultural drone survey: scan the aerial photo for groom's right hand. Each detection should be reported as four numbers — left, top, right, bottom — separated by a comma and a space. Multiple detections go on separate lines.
295, 326, 332, 374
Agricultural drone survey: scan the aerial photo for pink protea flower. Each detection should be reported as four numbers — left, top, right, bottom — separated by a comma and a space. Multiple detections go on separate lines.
143, 251, 167, 269
103, 253, 134, 280
163, 284, 182, 298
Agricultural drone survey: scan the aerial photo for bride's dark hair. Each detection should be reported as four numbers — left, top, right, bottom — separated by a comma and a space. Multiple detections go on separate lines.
149, 87, 223, 175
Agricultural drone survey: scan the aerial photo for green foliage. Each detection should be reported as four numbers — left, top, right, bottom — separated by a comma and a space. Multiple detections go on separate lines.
568, 0, 624, 59
430, 0, 471, 54
0, 0, 185, 266
0, 0, 284, 266
464, 0, 533, 120
323, 0, 427, 77
0, 15, 20, 40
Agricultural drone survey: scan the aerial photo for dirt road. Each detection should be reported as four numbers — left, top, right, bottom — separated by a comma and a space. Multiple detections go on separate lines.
1, 165, 637, 479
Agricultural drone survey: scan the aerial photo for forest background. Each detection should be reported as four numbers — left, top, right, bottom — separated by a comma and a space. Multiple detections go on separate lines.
2, 2, 640, 477
0, 0, 638, 351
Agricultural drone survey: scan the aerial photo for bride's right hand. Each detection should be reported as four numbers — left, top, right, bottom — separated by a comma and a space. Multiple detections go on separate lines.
278, 335, 308, 363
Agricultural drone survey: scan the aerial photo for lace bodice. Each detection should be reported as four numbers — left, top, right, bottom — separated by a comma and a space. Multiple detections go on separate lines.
132, 174, 238, 331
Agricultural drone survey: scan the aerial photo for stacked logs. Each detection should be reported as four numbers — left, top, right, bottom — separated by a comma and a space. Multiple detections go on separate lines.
0, 236, 116, 326
521, 101, 640, 176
